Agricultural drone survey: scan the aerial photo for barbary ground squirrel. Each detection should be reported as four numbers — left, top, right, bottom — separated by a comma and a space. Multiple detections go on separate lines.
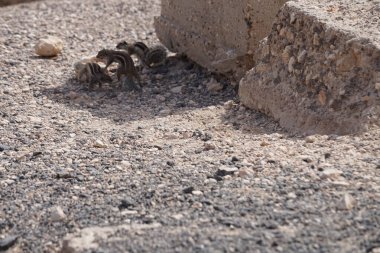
116, 41, 167, 68
96, 49, 141, 91
77, 62, 112, 89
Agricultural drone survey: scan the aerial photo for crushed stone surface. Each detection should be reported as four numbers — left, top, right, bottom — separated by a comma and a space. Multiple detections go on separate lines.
0, 0, 379, 252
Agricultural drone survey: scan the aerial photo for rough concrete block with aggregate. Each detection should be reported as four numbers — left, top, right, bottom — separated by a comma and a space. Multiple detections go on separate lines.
154, 0, 288, 79
239, 0, 380, 134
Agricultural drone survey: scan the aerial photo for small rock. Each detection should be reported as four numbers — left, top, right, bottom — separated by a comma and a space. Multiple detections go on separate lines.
260, 141, 270, 147
93, 140, 107, 148
206, 78, 223, 92
68, 91, 80, 100
204, 143, 216, 151
297, 50, 307, 63
159, 109, 171, 115
290, 13, 296, 24
2, 179, 15, 185
223, 100, 235, 110
16, 151, 30, 161
120, 161, 131, 169
120, 210, 138, 215
51, 206, 66, 222
216, 166, 238, 177
35, 36, 64, 57
337, 193, 356, 210
287, 192, 297, 199
313, 33, 320, 46
205, 178, 217, 184
191, 202, 203, 209
0, 144, 12, 152
183, 186, 194, 194
192, 190, 203, 196
119, 198, 136, 210
171, 214, 184, 220
156, 95, 166, 102
288, 56, 296, 73
305, 135, 316, 143
321, 168, 343, 179
236, 167, 254, 178
318, 90, 327, 106
166, 160, 175, 167
331, 180, 350, 186
170, 86, 183, 94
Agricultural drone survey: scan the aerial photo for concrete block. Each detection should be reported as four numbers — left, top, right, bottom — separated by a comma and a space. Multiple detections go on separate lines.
239, 0, 380, 134
154, 0, 288, 79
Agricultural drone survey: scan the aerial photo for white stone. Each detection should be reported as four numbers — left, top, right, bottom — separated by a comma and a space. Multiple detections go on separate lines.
192, 190, 203, 196
321, 168, 343, 179
223, 100, 235, 110
237, 168, 254, 178
206, 78, 223, 92
305, 135, 316, 143
51, 206, 67, 222
337, 193, 356, 210
35, 36, 64, 57
171, 214, 184, 220
219, 166, 239, 173
93, 140, 107, 148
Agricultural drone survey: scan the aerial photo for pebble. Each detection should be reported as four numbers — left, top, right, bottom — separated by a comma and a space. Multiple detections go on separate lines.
204, 143, 216, 151
337, 193, 356, 210
223, 100, 235, 110
321, 168, 343, 179
183, 186, 194, 194
191, 202, 203, 209
331, 180, 350, 186
171, 214, 184, 220
93, 140, 107, 148
206, 78, 223, 92
155, 74, 164, 80
159, 109, 171, 115
156, 95, 166, 102
236, 168, 254, 178
0, 144, 12, 152
192, 190, 203, 196
50, 206, 67, 222
221, 166, 239, 173
204, 178, 217, 184
305, 135, 316, 143
34, 36, 64, 57
2, 179, 15, 185
170, 86, 183, 94
120, 161, 132, 169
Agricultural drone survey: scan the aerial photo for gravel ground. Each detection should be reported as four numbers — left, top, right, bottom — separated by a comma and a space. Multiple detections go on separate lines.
0, 0, 379, 252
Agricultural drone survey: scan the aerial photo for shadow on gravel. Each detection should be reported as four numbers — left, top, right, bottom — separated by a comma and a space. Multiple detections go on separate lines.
41, 55, 239, 124
221, 105, 288, 136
